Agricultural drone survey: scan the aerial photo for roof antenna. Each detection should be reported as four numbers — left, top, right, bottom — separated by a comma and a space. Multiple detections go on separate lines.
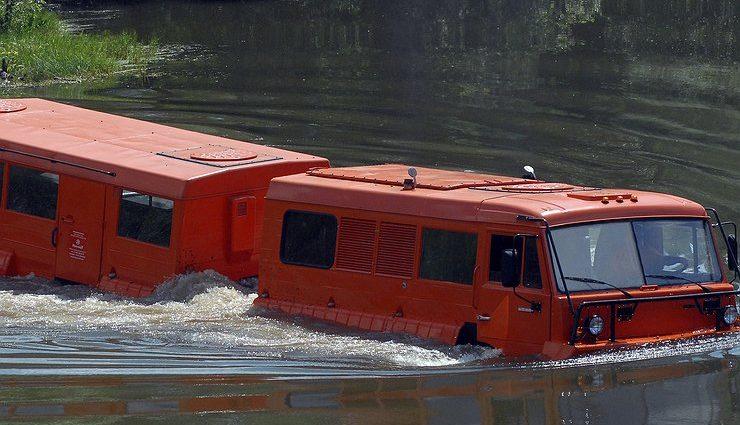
522, 165, 537, 180
403, 167, 417, 190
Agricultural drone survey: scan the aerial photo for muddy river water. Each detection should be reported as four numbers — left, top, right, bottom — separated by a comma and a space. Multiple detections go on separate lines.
0, 0, 739, 423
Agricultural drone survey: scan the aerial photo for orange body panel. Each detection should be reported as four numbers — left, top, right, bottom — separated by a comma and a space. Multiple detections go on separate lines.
0, 98, 329, 292
256, 164, 738, 359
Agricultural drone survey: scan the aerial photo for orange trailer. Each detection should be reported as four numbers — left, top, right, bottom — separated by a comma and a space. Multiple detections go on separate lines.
0, 98, 328, 296
255, 164, 740, 358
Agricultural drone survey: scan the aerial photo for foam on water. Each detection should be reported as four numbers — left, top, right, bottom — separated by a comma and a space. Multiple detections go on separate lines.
0, 271, 501, 371
537, 332, 740, 370
1, 271, 739, 375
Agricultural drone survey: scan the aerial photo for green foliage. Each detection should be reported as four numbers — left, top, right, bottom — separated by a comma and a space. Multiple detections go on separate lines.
1, 0, 54, 33
0, 0, 156, 83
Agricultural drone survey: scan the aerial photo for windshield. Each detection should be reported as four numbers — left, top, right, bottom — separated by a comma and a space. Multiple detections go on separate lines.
550, 219, 722, 292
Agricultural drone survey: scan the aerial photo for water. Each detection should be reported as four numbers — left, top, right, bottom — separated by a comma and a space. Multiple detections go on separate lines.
0, 0, 739, 423
2, 272, 740, 423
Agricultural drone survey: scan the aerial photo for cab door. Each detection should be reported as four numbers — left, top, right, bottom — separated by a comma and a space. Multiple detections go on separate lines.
474, 231, 550, 355
54, 175, 106, 285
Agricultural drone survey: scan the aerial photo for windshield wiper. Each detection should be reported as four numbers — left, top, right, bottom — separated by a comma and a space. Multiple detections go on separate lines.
564, 276, 633, 298
644, 274, 711, 293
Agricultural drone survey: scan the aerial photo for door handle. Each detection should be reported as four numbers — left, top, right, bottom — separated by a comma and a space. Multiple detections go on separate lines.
51, 228, 58, 248
61, 215, 74, 224
476, 314, 491, 322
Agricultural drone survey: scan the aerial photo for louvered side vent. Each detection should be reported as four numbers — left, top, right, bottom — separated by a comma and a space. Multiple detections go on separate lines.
375, 222, 417, 278
334, 218, 377, 273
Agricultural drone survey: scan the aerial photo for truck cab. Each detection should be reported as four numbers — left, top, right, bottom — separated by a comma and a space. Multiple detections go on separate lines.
256, 164, 739, 359
476, 213, 737, 358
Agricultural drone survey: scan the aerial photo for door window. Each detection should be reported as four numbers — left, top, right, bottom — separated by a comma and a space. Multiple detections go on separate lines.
419, 228, 478, 284
523, 236, 542, 289
488, 234, 542, 289
7, 164, 58, 220
489, 234, 514, 282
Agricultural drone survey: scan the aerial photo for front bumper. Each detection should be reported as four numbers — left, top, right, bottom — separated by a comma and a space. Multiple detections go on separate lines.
544, 325, 739, 360
568, 289, 740, 345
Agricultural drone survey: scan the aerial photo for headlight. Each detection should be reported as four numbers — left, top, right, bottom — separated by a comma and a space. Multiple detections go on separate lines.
587, 315, 604, 336
723, 306, 738, 325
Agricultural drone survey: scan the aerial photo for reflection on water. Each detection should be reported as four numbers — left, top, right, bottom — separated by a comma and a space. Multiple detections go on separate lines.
0, 354, 739, 424
0, 0, 738, 423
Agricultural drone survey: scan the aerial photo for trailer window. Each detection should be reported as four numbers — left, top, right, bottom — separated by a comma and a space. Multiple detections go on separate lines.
7, 165, 58, 220
280, 210, 337, 269
117, 190, 173, 247
419, 229, 477, 284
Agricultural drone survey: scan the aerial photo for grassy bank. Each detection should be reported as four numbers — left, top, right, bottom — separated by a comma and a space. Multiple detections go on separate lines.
0, 0, 155, 83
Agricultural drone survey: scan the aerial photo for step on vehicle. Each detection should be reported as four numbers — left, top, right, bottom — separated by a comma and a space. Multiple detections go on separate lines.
0, 98, 328, 296
255, 164, 739, 359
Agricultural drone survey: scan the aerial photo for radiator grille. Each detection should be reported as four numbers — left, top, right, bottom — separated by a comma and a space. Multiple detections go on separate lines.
375, 222, 417, 277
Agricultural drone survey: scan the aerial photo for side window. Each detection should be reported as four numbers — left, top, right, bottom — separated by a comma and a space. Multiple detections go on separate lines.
419, 228, 478, 285
7, 165, 58, 220
280, 210, 338, 269
523, 236, 542, 289
117, 190, 174, 247
489, 234, 514, 282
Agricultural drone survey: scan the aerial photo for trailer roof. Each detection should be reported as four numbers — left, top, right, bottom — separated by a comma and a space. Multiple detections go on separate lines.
0, 98, 327, 199
267, 164, 707, 226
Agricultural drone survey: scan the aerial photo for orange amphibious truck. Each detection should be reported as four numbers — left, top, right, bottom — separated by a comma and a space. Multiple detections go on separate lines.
1, 98, 737, 359
255, 164, 740, 359
0, 99, 328, 296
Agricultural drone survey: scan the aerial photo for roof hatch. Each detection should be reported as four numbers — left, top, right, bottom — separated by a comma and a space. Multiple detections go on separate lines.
472, 182, 593, 193
307, 164, 536, 190
158, 144, 280, 168
0, 100, 26, 113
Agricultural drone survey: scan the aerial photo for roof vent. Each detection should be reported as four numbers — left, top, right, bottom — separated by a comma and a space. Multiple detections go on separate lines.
158, 144, 280, 168
0, 100, 26, 113
190, 147, 257, 162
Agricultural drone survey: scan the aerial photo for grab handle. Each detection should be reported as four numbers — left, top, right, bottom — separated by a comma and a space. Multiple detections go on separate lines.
51, 228, 58, 248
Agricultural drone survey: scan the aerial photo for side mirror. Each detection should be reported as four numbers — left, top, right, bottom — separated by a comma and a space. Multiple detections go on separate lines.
728, 234, 738, 270
501, 248, 521, 288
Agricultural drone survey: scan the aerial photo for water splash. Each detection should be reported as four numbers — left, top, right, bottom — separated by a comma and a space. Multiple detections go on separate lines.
0, 271, 501, 373
2, 271, 739, 375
